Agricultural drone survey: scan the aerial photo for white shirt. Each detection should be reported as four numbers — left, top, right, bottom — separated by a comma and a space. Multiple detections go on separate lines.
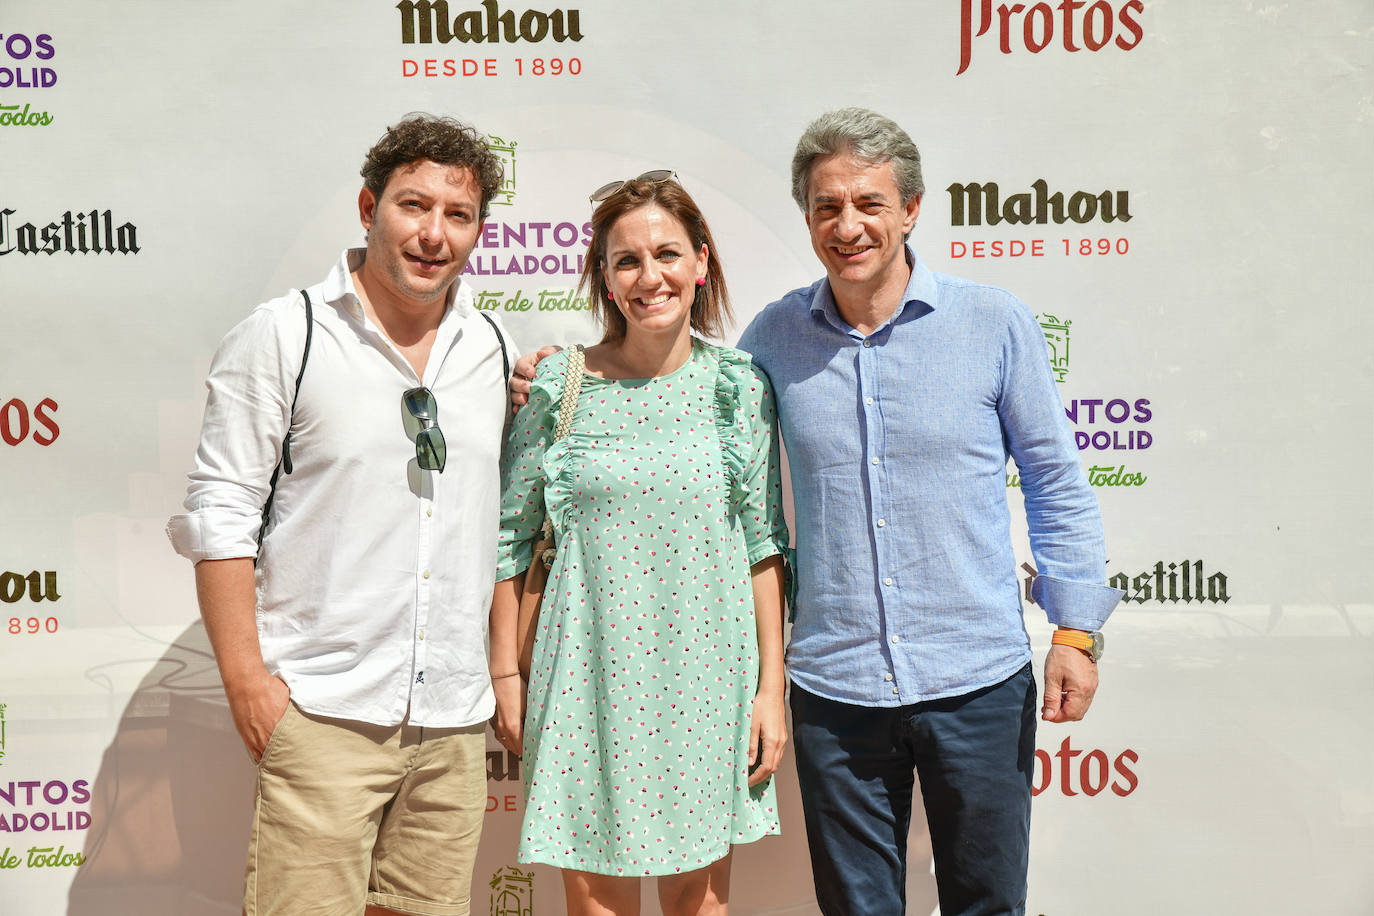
167, 248, 512, 727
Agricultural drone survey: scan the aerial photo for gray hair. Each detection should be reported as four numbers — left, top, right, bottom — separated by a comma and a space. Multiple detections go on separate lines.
790, 108, 925, 211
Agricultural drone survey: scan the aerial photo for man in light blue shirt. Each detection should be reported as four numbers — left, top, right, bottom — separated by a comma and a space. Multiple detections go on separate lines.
736, 109, 1123, 915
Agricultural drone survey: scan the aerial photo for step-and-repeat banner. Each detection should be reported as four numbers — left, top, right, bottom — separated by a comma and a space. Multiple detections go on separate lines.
3, 2, 1371, 913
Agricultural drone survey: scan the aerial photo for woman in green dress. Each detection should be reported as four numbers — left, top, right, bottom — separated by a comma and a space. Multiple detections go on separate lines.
488, 173, 788, 916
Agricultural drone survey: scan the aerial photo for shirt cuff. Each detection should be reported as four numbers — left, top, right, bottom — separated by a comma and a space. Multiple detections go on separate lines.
1030, 574, 1124, 631
166, 509, 262, 563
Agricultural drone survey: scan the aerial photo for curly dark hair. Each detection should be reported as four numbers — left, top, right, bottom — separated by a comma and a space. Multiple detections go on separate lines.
360, 113, 505, 218
577, 178, 732, 344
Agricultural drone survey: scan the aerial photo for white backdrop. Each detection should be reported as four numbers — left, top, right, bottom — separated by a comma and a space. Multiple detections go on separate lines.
2, 2, 1372, 913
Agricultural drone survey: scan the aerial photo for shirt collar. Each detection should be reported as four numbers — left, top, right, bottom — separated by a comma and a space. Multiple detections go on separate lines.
324, 246, 475, 321
808, 242, 938, 335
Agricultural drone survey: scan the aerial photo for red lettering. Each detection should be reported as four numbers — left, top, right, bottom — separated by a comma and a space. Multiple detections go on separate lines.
951, 241, 968, 258
424, 58, 438, 76
485, 59, 498, 75
1111, 749, 1139, 796
997, 4, 1027, 53
1, 398, 29, 445
1032, 748, 1052, 795
1083, 1, 1112, 49
463, 58, 478, 76
1024, 2, 1054, 51
1079, 749, 1109, 796
32, 397, 58, 445
1058, 0, 1084, 50
1116, 0, 1145, 49
1054, 736, 1081, 796
402, 59, 417, 77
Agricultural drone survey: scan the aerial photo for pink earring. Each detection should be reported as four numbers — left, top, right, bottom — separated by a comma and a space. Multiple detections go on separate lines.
696, 277, 706, 287
606, 291, 614, 301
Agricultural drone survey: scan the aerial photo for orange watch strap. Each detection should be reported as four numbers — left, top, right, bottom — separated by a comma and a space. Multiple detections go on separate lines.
1051, 628, 1094, 651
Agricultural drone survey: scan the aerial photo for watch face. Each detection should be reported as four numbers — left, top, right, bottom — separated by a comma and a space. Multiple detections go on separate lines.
1090, 631, 1105, 661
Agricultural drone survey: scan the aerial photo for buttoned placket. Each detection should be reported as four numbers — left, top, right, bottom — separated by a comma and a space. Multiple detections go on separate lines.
346, 294, 457, 720
407, 322, 466, 718
857, 330, 902, 699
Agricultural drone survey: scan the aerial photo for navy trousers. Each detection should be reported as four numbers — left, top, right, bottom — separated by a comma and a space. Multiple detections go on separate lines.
790, 663, 1038, 916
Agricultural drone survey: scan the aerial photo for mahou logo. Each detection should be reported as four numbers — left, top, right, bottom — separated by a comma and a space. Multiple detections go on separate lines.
948, 180, 1131, 227
398, 0, 583, 44
958, 0, 1144, 75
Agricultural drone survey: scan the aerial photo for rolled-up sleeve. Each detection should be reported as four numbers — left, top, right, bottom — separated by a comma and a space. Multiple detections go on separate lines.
737, 365, 788, 567
998, 301, 1124, 630
166, 303, 297, 563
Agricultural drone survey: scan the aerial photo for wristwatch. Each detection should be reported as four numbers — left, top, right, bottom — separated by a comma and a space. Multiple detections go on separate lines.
1051, 627, 1104, 662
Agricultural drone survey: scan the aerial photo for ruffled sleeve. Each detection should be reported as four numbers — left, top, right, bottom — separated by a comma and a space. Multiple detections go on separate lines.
711, 345, 789, 567
495, 349, 568, 581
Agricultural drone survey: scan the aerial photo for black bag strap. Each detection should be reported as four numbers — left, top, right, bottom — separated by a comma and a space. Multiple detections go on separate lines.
255, 299, 499, 560
256, 289, 314, 559
476, 309, 510, 385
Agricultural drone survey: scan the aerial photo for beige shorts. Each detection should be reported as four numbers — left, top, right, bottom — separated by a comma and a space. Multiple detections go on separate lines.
246, 702, 486, 916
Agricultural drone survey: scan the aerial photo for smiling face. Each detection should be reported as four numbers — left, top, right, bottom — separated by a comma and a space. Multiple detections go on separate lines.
804, 152, 920, 304
358, 159, 483, 311
601, 203, 708, 344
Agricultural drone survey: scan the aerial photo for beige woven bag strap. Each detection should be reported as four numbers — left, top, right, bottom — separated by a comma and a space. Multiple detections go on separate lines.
539, 345, 585, 543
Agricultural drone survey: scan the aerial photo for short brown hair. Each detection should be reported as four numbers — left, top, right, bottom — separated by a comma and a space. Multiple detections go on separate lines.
360, 114, 504, 219
577, 178, 732, 344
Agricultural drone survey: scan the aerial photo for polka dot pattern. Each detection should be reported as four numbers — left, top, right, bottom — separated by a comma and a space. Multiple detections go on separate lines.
495, 341, 787, 877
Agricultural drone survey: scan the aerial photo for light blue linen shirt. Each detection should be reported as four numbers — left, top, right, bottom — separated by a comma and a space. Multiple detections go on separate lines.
738, 245, 1122, 706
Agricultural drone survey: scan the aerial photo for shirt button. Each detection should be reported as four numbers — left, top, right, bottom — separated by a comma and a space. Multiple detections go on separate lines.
422, 570, 431, 579
870, 456, 880, 466
426, 507, 433, 518
884, 577, 894, 586
892, 687, 900, 695
863, 340, 874, 348
865, 396, 874, 405
884, 673, 893, 682
418, 630, 426, 641
877, 519, 886, 528
890, 635, 900, 644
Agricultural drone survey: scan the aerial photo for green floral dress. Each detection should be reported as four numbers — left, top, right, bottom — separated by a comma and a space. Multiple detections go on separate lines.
495, 340, 787, 876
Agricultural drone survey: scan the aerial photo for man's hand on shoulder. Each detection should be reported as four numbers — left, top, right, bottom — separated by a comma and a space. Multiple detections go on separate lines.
226, 671, 291, 762
509, 345, 562, 411
1041, 643, 1099, 723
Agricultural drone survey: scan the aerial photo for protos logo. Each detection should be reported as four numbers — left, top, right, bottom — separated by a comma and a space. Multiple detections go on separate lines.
398, 0, 583, 44
958, 0, 1144, 75
1033, 737, 1138, 797
1, 398, 59, 447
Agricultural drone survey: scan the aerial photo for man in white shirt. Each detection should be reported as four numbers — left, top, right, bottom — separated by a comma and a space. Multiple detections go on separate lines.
167, 114, 513, 916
